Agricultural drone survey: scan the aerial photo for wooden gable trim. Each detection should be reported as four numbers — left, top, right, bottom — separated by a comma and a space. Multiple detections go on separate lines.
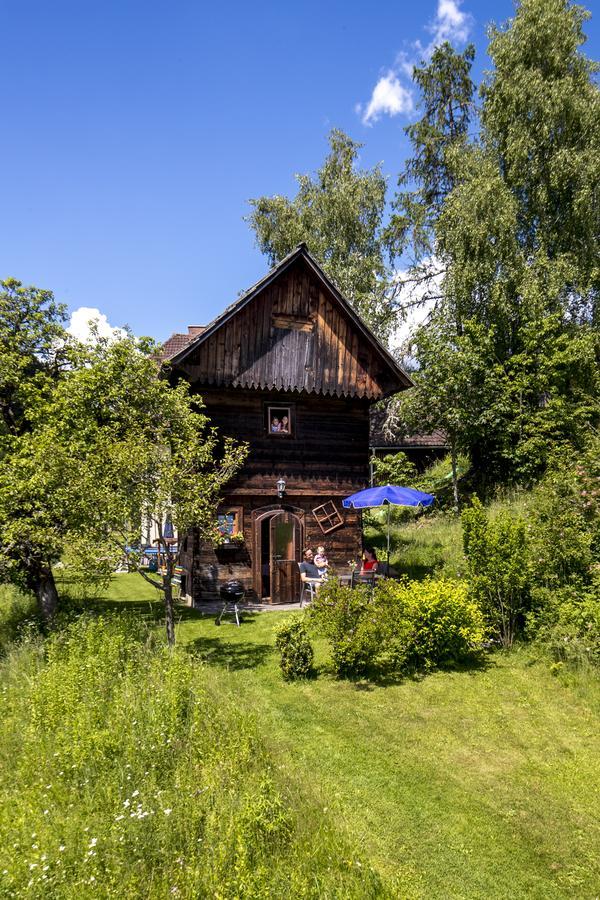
168, 244, 412, 394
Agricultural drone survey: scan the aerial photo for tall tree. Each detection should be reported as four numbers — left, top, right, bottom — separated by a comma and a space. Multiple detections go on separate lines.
37, 336, 247, 644
0, 298, 246, 637
247, 129, 395, 342
387, 41, 475, 265
0, 279, 71, 618
395, 0, 600, 484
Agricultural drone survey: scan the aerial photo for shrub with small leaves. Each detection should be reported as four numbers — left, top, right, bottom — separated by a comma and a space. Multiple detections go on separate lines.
462, 497, 530, 647
274, 617, 314, 681
376, 577, 486, 671
308, 579, 382, 678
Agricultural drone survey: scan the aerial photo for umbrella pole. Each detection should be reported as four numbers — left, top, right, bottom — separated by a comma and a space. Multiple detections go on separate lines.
386, 502, 390, 572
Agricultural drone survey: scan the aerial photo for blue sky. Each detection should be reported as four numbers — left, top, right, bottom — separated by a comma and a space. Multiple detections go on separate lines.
1, 0, 598, 342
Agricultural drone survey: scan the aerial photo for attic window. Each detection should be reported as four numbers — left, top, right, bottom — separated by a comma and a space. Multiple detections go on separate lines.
272, 314, 314, 332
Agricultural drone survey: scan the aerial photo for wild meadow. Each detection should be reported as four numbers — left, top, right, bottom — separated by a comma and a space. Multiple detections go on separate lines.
0, 612, 386, 899
2, 503, 600, 900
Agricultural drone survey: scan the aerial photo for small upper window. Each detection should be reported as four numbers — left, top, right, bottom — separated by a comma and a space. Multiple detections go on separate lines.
267, 405, 292, 436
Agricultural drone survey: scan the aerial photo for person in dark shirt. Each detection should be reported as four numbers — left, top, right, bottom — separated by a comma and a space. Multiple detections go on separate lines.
298, 548, 322, 582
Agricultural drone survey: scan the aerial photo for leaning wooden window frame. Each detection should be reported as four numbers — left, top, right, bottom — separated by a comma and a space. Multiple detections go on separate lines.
312, 501, 344, 534
265, 403, 294, 437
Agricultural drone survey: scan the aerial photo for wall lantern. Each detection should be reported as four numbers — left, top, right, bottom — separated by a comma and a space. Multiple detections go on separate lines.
276, 477, 286, 499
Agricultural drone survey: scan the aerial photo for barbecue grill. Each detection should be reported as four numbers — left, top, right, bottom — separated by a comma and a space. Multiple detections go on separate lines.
216, 579, 245, 626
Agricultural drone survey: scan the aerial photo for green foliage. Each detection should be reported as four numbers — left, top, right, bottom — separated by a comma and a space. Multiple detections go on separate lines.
393, 0, 600, 486
308, 579, 382, 678
377, 577, 486, 671
310, 576, 484, 678
462, 498, 530, 647
0, 583, 37, 652
388, 41, 475, 260
0, 295, 246, 635
371, 451, 417, 487
524, 435, 600, 668
0, 615, 385, 898
528, 437, 600, 591
247, 129, 395, 342
273, 617, 314, 681
529, 581, 600, 671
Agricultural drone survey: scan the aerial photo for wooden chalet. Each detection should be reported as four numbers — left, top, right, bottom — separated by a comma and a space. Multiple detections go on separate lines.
163, 244, 412, 604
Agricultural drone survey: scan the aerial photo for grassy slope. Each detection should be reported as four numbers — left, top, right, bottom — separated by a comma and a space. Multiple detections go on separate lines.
173, 610, 600, 900
7, 490, 600, 900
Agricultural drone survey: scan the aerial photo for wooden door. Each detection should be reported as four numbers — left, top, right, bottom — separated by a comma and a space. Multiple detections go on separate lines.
269, 513, 301, 603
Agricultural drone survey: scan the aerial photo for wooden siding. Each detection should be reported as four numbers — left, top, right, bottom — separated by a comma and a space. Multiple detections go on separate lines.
197, 387, 371, 497
176, 257, 399, 400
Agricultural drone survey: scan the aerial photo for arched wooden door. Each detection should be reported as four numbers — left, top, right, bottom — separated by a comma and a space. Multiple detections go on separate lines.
253, 509, 303, 603
269, 512, 302, 604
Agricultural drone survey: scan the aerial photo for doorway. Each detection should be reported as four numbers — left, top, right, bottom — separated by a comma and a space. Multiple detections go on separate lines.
254, 509, 302, 603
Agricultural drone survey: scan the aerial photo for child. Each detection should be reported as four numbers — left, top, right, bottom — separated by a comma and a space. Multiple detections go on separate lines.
271, 417, 281, 433
314, 545, 329, 578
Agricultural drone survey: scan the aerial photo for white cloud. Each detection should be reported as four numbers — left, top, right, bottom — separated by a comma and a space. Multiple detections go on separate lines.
67, 307, 127, 344
427, 0, 471, 51
360, 72, 414, 125
358, 0, 472, 126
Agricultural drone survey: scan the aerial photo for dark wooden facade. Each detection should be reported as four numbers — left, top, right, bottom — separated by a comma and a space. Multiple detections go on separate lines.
167, 245, 411, 604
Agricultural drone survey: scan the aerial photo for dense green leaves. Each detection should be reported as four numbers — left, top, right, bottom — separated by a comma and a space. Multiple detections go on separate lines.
395, 0, 600, 485
0, 285, 245, 633
247, 129, 395, 342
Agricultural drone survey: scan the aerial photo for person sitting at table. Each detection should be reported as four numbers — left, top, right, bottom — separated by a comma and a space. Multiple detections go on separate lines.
299, 548, 323, 584
361, 547, 378, 574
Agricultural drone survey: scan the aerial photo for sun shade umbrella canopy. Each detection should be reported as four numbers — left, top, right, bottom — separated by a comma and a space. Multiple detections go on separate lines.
342, 484, 435, 570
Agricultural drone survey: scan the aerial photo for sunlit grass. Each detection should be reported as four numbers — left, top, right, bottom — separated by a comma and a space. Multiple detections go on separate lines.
175, 610, 600, 899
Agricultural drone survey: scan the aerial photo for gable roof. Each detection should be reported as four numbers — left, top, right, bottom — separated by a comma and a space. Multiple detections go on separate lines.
167, 244, 412, 400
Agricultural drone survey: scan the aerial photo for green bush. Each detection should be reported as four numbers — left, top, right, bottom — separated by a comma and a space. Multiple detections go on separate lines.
528, 439, 600, 591
375, 578, 486, 671
308, 579, 382, 678
274, 617, 314, 680
309, 577, 485, 678
371, 451, 417, 487
462, 497, 530, 647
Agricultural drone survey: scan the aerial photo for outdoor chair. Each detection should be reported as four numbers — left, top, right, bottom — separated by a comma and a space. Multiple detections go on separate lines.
300, 578, 321, 608
350, 571, 376, 590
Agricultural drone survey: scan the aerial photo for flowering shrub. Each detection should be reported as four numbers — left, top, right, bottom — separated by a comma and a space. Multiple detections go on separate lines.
274, 617, 314, 680
212, 527, 245, 547
309, 577, 485, 678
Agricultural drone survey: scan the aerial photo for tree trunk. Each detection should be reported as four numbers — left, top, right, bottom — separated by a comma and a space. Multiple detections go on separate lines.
451, 441, 459, 511
27, 561, 59, 624
164, 579, 176, 647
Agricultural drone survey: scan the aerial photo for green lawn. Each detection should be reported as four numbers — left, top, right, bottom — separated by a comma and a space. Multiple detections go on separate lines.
166, 605, 600, 899
9, 560, 600, 897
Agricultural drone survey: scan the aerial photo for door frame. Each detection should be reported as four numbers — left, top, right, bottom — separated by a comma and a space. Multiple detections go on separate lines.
252, 505, 304, 601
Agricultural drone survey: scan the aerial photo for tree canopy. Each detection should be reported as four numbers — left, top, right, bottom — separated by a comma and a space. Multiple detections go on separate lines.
247, 129, 396, 343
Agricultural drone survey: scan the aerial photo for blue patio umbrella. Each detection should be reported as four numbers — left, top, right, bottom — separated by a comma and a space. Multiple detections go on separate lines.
343, 485, 435, 570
